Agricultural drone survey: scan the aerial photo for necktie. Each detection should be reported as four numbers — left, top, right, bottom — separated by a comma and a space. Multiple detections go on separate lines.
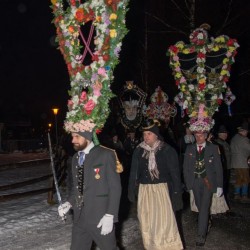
198, 145, 203, 154
78, 151, 85, 166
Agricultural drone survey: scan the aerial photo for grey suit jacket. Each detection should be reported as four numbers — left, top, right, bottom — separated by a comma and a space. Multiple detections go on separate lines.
183, 142, 223, 193
68, 145, 121, 224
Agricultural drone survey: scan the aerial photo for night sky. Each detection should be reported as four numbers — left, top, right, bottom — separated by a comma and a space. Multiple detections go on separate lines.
1, 0, 250, 132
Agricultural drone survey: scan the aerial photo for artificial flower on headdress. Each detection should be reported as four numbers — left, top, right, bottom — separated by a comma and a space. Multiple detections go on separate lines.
143, 86, 177, 124
51, 0, 129, 138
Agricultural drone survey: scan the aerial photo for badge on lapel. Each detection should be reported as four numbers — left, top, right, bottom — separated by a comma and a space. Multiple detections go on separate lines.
94, 168, 100, 179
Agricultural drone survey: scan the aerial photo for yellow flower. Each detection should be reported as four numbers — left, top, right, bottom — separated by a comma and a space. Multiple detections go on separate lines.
110, 29, 117, 38
109, 13, 117, 21
229, 47, 235, 52
96, 16, 102, 22
203, 111, 208, 117
221, 70, 228, 76
212, 46, 219, 51
51, 0, 57, 5
191, 111, 197, 117
199, 78, 206, 84
180, 84, 186, 91
215, 36, 225, 43
223, 58, 229, 64
176, 72, 182, 78
183, 49, 190, 54
176, 42, 184, 49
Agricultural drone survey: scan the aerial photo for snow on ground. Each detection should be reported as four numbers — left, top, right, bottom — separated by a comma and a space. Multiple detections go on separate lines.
0, 163, 142, 250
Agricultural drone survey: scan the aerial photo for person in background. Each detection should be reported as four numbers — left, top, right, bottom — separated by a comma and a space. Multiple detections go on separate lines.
214, 125, 231, 202
57, 131, 122, 250
183, 131, 223, 247
128, 119, 183, 250
230, 122, 250, 202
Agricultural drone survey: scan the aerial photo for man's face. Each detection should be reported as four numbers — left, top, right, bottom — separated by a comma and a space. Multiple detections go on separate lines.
239, 130, 248, 137
143, 131, 158, 147
194, 132, 207, 145
71, 133, 89, 151
218, 132, 228, 141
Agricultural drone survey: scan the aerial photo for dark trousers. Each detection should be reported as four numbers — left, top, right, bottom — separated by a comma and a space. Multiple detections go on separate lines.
193, 177, 213, 237
71, 213, 117, 250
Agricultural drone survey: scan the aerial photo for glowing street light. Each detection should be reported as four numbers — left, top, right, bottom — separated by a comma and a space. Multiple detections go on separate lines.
52, 108, 59, 146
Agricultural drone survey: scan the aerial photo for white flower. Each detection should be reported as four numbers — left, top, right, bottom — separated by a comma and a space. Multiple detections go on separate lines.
197, 67, 205, 73
188, 84, 194, 90
197, 33, 204, 39
207, 84, 214, 89
183, 100, 188, 109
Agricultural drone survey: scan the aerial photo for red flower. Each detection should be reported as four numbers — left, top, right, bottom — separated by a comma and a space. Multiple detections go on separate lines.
75, 8, 85, 22
95, 129, 102, 134
198, 83, 205, 91
70, 0, 76, 6
217, 99, 222, 105
169, 45, 178, 54
197, 52, 205, 58
92, 55, 99, 61
102, 54, 110, 61
227, 39, 235, 46
84, 99, 96, 115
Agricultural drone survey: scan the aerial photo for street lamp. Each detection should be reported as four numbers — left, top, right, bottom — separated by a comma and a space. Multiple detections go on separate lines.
52, 108, 59, 146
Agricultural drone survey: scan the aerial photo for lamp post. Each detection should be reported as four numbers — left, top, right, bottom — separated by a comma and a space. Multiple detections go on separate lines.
52, 108, 59, 146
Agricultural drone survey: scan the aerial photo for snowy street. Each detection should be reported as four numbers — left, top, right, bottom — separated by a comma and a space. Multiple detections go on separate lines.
0, 159, 250, 249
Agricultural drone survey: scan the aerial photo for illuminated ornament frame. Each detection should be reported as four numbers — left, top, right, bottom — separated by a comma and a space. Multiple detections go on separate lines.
168, 24, 239, 132
143, 86, 177, 125
118, 81, 147, 130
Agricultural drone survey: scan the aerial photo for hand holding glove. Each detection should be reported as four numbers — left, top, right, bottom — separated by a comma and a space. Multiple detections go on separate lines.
216, 187, 223, 197
58, 201, 72, 219
97, 214, 114, 235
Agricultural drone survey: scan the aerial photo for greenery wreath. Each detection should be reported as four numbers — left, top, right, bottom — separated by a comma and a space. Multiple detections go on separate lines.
51, 0, 129, 134
168, 29, 239, 118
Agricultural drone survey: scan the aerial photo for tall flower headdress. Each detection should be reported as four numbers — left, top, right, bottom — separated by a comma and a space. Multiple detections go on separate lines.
51, 0, 129, 141
143, 86, 177, 124
168, 24, 239, 132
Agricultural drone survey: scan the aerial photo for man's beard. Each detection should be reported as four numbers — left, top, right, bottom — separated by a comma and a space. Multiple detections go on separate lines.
73, 141, 88, 151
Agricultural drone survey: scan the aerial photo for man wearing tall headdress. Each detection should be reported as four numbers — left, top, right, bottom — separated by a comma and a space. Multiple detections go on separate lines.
58, 130, 122, 250
183, 127, 223, 246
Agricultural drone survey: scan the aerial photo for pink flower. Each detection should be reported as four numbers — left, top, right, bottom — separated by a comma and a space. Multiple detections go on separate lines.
79, 91, 87, 103
84, 99, 96, 115
92, 82, 102, 97
68, 100, 74, 110
97, 67, 106, 76
180, 76, 186, 83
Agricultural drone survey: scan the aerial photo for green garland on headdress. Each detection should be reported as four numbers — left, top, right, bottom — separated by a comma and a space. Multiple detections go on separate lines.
51, 0, 129, 137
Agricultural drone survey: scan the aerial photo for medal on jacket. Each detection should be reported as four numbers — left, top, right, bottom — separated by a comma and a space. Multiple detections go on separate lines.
94, 168, 100, 179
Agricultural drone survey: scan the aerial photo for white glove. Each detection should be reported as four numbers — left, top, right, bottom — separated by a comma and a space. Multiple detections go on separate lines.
58, 201, 72, 218
216, 187, 223, 197
97, 214, 114, 235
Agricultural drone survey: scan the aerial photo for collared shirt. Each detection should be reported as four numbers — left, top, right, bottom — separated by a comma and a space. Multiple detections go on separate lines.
83, 141, 95, 155
196, 142, 206, 152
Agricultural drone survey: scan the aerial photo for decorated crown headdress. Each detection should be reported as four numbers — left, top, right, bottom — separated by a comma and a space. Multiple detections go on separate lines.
51, 0, 129, 140
118, 81, 147, 130
143, 86, 177, 124
168, 24, 239, 132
